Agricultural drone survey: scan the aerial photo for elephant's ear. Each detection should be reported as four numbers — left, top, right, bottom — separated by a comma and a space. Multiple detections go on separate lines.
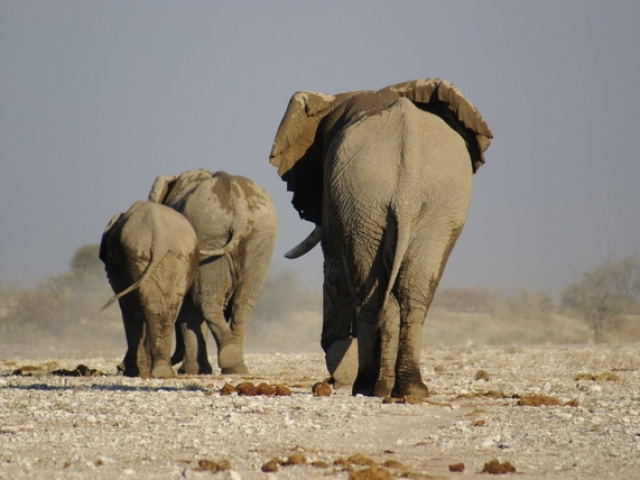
99, 213, 122, 263
384, 78, 493, 172
268, 91, 337, 223
269, 91, 337, 177
148, 175, 178, 203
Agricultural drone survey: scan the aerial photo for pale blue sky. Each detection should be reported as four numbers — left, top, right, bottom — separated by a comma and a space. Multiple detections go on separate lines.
1, 2, 639, 294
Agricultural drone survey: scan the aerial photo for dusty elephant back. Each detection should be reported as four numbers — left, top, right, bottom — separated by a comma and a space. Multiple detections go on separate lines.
100, 201, 199, 295
114, 201, 199, 258
162, 171, 277, 254
326, 98, 472, 213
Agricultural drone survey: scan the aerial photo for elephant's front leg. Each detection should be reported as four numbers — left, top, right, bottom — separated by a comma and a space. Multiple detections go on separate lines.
352, 318, 380, 396
171, 321, 185, 367
179, 320, 212, 375
177, 297, 213, 375
321, 255, 358, 387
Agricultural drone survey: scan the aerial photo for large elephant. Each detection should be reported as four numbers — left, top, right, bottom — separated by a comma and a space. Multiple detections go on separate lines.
99, 200, 200, 378
269, 78, 492, 397
148, 169, 277, 374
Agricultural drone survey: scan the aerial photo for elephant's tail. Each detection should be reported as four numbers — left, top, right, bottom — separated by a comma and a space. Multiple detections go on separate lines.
198, 229, 242, 259
382, 210, 411, 312
100, 253, 163, 311
198, 181, 249, 260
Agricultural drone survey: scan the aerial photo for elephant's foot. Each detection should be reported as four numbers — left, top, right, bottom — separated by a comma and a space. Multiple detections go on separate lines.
373, 374, 396, 398
118, 362, 141, 378
170, 351, 184, 366
325, 337, 358, 388
151, 363, 176, 379
352, 366, 378, 397
394, 373, 429, 398
218, 344, 249, 374
221, 363, 249, 375
198, 358, 214, 375
393, 381, 429, 398
179, 360, 201, 375
121, 368, 140, 378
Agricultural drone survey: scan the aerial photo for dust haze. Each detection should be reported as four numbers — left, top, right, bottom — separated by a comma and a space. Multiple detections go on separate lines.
2, 245, 639, 365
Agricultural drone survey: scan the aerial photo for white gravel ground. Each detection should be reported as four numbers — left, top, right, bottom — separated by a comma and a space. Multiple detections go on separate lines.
1, 345, 639, 479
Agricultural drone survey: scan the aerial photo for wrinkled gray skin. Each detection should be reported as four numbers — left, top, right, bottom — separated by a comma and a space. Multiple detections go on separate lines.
148, 169, 277, 374
100, 201, 199, 378
270, 78, 492, 397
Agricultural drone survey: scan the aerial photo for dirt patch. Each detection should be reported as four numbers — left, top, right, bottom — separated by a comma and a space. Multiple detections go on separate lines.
1, 346, 639, 479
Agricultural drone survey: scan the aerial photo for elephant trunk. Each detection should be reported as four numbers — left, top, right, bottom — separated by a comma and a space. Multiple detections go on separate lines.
284, 225, 322, 259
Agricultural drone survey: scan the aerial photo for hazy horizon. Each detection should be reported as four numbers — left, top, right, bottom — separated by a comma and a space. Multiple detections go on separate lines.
1, 2, 639, 294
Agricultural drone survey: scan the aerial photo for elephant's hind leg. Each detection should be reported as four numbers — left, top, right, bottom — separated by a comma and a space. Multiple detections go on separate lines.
119, 296, 145, 378
393, 224, 466, 398
373, 293, 401, 398
394, 318, 429, 398
203, 305, 248, 375
141, 298, 180, 379
219, 302, 250, 374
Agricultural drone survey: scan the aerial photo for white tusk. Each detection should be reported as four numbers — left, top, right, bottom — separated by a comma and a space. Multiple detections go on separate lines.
284, 225, 322, 259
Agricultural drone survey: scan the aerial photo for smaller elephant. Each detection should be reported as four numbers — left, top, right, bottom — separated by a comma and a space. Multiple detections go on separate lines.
100, 200, 200, 378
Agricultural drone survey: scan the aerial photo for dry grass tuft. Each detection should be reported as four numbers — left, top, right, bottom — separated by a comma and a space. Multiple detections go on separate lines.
516, 394, 579, 407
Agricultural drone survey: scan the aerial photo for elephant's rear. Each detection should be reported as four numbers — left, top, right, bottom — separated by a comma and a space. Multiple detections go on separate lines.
327, 98, 472, 296
326, 98, 474, 397
100, 201, 199, 378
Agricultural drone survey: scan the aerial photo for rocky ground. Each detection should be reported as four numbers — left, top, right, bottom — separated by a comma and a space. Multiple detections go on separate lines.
1, 344, 639, 479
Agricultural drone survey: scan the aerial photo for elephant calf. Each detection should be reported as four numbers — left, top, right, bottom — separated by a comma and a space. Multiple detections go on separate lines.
100, 200, 200, 378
